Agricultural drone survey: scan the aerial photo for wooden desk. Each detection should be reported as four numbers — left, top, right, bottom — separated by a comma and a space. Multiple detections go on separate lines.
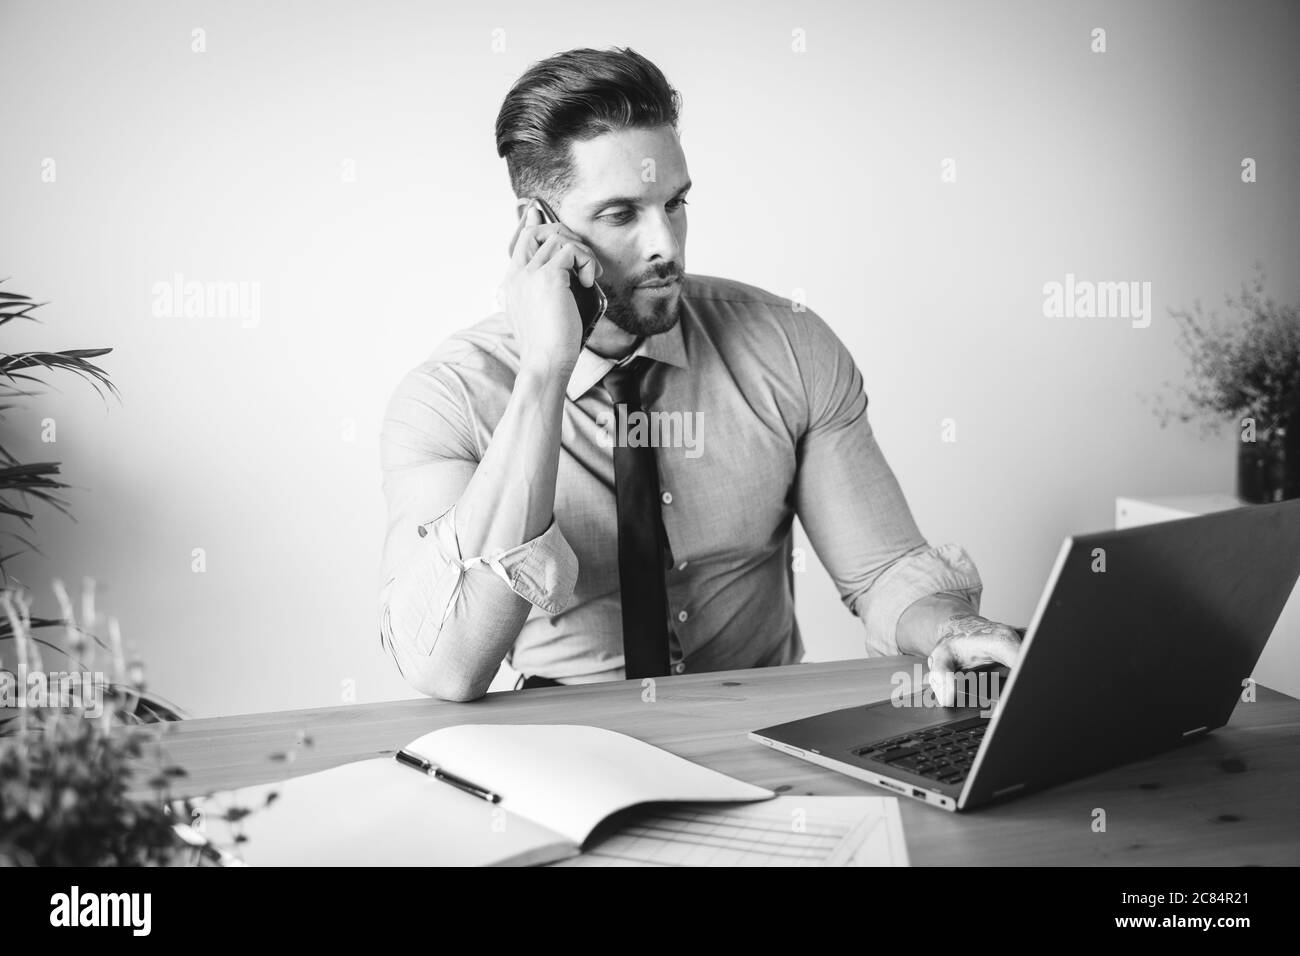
143, 659, 1300, 866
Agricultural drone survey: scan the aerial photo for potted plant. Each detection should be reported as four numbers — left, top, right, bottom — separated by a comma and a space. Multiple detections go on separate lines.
0, 281, 283, 865
1149, 267, 1300, 503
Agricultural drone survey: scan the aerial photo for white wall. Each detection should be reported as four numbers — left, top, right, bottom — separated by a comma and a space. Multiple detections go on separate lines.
1, 0, 1296, 717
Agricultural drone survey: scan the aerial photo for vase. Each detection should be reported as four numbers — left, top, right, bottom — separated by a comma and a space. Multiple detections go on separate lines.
1237, 426, 1300, 503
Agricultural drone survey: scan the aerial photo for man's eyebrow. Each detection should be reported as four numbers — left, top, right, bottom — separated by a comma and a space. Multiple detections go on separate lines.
585, 180, 692, 214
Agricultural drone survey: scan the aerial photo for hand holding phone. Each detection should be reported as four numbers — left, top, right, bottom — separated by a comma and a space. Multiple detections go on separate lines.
526, 197, 607, 348
502, 198, 607, 370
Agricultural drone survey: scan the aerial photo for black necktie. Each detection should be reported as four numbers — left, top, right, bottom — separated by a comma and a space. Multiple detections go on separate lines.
603, 356, 671, 679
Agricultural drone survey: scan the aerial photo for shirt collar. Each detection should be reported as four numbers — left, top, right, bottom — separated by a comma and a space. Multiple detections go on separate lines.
564, 317, 688, 402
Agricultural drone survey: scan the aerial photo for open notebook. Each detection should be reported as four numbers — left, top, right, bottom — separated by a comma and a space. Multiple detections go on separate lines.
191, 724, 775, 866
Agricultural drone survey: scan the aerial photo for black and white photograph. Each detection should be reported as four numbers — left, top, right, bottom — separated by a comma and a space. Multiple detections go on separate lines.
0, 0, 1296, 925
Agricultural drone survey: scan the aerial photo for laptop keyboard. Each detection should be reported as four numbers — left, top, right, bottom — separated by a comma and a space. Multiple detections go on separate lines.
852, 716, 990, 786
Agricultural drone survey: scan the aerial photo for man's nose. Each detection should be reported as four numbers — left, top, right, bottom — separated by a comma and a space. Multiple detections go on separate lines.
639, 209, 682, 265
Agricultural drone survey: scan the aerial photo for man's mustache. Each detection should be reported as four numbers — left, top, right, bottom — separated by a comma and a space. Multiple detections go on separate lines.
626, 265, 682, 286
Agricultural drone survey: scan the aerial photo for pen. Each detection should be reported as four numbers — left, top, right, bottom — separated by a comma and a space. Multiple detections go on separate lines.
395, 748, 502, 804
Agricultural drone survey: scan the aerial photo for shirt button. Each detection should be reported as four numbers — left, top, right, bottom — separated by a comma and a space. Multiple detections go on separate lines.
661, 491, 673, 505
672, 662, 686, 675
677, 610, 689, 623
677, 560, 689, 571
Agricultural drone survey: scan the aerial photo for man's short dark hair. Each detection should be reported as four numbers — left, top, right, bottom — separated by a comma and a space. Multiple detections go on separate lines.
494, 46, 682, 205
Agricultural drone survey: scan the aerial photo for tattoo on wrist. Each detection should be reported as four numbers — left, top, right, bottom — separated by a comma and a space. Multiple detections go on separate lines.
938, 612, 1003, 642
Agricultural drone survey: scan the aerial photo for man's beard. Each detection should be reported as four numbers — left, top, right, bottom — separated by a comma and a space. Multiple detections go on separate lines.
601, 270, 684, 337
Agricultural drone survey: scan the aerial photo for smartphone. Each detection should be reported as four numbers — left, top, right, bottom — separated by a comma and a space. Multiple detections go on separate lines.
516, 195, 607, 347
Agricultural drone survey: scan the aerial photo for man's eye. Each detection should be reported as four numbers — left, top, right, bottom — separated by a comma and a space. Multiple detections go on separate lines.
600, 199, 689, 225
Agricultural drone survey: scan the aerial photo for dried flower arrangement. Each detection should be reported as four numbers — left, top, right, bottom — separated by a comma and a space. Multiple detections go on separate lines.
1147, 267, 1300, 502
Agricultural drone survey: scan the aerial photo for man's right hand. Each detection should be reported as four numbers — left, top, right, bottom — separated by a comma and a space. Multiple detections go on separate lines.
501, 200, 604, 377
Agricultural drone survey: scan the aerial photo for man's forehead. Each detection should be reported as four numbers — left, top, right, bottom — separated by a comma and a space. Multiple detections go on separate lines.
566, 126, 688, 209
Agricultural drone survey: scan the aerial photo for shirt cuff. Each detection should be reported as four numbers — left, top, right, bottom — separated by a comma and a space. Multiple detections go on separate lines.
394, 504, 579, 657
854, 542, 984, 657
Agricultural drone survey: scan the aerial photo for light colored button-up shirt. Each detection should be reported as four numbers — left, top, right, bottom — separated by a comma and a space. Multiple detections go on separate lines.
378, 273, 983, 690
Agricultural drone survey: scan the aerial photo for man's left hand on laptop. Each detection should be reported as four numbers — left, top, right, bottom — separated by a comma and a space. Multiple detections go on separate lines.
925, 613, 1022, 707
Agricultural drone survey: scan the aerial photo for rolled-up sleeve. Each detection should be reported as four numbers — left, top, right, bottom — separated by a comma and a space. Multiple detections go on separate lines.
787, 307, 984, 657
381, 504, 578, 660
377, 362, 578, 692
852, 542, 983, 656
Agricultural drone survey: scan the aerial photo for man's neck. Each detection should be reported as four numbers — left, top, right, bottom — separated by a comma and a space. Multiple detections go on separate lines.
585, 323, 642, 361
587, 338, 642, 362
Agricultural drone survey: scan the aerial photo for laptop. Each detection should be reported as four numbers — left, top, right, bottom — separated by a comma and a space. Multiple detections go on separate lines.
749, 498, 1300, 811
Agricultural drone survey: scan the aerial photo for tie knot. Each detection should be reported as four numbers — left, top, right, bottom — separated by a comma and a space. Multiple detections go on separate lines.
603, 356, 650, 403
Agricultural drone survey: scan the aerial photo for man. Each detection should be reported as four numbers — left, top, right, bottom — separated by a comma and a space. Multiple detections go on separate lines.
378, 46, 1021, 702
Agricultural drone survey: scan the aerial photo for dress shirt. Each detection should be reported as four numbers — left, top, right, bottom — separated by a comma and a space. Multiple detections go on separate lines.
378, 273, 983, 690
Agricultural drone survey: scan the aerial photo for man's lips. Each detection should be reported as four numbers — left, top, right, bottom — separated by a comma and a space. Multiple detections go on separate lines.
636, 276, 681, 288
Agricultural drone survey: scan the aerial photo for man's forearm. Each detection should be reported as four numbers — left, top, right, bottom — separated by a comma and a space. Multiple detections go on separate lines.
896, 593, 980, 658
420, 363, 570, 695
453, 364, 570, 556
